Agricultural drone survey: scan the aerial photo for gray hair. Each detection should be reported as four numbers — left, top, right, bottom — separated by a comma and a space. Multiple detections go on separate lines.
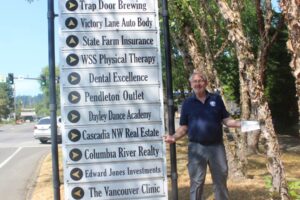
189, 70, 208, 82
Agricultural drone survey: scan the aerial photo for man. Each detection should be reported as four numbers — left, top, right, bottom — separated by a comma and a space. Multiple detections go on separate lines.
165, 70, 241, 200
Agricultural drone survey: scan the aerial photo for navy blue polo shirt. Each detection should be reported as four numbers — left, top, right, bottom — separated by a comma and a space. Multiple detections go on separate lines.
179, 92, 229, 145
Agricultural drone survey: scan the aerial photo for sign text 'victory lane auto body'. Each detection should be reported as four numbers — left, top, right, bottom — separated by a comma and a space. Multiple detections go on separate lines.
60, 13, 157, 31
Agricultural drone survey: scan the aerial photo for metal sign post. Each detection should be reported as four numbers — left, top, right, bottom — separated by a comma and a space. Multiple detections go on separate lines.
161, 0, 179, 199
47, 0, 60, 199
58, 0, 169, 200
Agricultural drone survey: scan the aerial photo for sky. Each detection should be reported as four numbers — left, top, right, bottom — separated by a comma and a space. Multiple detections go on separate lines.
0, 0, 280, 96
0, 0, 59, 96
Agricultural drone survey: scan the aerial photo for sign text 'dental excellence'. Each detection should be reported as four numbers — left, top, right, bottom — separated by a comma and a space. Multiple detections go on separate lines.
61, 67, 160, 87
59, 0, 168, 199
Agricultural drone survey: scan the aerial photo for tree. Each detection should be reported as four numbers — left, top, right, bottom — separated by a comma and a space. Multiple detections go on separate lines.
167, 0, 291, 197
266, 29, 298, 133
169, 0, 247, 178
0, 83, 14, 121
216, 0, 289, 198
35, 66, 60, 117
280, 0, 300, 136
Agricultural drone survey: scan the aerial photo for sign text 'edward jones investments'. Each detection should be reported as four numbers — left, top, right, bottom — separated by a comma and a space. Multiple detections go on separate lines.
58, 0, 168, 199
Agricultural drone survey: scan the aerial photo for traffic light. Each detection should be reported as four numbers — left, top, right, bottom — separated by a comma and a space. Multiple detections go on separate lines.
40, 75, 46, 86
56, 76, 60, 84
7, 73, 14, 84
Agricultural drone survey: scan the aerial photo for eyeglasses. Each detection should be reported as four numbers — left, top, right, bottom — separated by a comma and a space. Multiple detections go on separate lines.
192, 79, 206, 84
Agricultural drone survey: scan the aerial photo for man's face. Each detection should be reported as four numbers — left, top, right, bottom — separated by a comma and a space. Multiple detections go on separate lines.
191, 74, 207, 94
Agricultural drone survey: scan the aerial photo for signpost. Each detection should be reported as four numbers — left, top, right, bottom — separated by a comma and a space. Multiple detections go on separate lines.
58, 0, 168, 199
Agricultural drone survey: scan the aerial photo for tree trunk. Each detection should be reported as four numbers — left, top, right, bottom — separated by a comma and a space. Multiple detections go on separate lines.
170, 31, 194, 78
224, 128, 247, 179
248, 0, 284, 154
280, 0, 300, 136
186, 3, 221, 90
216, 0, 290, 198
259, 101, 290, 199
246, 130, 261, 154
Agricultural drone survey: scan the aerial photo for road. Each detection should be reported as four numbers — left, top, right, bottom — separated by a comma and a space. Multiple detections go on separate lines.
0, 122, 51, 200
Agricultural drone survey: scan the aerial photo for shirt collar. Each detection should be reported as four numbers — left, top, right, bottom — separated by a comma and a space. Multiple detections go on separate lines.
191, 90, 212, 102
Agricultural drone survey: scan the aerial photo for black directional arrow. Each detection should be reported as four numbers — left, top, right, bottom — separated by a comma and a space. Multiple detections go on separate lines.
70, 168, 83, 181
66, 0, 78, 11
66, 53, 79, 66
71, 187, 84, 199
68, 110, 80, 123
69, 148, 82, 162
68, 129, 81, 142
68, 72, 81, 85
68, 91, 81, 104
65, 17, 78, 29
66, 35, 79, 48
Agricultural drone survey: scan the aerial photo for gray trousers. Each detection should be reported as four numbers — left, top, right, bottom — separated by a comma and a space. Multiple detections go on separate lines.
187, 142, 229, 200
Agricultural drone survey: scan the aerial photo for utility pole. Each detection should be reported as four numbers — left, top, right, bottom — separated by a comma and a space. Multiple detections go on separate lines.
7, 73, 16, 121
13, 84, 17, 121
161, 0, 179, 199
48, 0, 60, 199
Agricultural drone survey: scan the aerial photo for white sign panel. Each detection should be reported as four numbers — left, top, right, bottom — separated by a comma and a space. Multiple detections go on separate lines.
60, 67, 160, 87
60, 49, 158, 68
65, 159, 164, 183
61, 85, 161, 106
60, 31, 158, 50
60, 13, 157, 31
59, 0, 157, 13
65, 178, 166, 200
63, 104, 161, 125
241, 120, 260, 132
59, 0, 168, 199
63, 123, 163, 144
65, 141, 164, 164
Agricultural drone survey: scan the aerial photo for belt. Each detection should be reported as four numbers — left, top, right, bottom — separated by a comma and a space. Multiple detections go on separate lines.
189, 140, 222, 146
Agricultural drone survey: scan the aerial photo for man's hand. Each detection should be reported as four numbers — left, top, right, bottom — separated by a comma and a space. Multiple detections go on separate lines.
164, 135, 176, 144
223, 117, 241, 128
163, 125, 188, 143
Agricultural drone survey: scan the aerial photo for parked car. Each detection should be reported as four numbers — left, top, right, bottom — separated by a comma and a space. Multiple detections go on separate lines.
33, 116, 62, 144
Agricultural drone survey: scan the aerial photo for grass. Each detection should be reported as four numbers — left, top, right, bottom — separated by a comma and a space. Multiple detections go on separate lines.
30, 135, 300, 200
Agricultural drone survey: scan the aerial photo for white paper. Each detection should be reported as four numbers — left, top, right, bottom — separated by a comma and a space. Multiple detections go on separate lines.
241, 120, 260, 132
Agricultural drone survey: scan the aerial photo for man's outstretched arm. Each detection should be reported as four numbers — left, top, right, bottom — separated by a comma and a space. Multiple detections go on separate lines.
164, 125, 188, 143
